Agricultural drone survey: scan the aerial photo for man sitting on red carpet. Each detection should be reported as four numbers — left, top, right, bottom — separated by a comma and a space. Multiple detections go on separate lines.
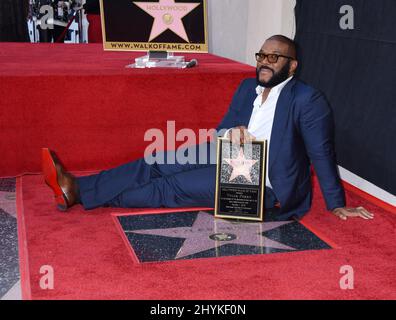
42, 35, 374, 221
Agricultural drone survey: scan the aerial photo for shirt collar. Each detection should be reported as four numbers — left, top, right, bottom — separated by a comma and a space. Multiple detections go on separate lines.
255, 76, 294, 96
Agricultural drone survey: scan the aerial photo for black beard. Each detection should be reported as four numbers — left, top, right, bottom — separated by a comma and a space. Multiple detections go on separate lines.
256, 61, 291, 88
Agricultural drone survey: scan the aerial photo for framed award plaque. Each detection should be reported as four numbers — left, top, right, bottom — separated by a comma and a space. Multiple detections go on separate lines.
214, 138, 267, 221
99, 0, 208, 52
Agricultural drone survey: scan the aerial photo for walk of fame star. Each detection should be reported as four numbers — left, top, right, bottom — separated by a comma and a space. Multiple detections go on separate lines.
117, 210, 332, 263
127, 212, 295, 259
223, 148, 258, 183
133, 0, 200, 42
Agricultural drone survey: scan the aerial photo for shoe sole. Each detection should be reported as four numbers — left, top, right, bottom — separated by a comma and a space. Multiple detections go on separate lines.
42, 148, 69, 211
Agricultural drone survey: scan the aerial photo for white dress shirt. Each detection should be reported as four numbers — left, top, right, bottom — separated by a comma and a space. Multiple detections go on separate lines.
247, 76, 293, 188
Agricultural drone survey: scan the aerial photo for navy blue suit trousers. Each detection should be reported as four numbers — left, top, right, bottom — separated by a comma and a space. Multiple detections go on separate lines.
77, 143, 278, 210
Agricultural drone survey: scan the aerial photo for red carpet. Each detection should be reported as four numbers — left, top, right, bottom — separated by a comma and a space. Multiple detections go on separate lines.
17, 173, 396, 300
0, 43, 255, 176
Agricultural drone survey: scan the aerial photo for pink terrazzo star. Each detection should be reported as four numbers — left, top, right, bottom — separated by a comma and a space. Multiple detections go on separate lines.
130, 212, 295, 259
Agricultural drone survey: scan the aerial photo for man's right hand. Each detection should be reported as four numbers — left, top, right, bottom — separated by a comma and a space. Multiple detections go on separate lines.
226, 126, 256, 144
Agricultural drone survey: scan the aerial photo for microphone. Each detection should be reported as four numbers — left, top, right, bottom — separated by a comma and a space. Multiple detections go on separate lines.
184, 59, 198, 68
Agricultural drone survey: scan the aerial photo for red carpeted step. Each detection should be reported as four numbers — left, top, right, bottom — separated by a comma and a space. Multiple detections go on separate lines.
16, 174, 396, 300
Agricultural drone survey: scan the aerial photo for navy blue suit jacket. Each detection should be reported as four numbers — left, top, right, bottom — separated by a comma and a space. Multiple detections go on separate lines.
217, 77, 346, 220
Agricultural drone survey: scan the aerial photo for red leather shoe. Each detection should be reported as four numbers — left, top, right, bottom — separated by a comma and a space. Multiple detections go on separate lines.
42, 148, 79, 211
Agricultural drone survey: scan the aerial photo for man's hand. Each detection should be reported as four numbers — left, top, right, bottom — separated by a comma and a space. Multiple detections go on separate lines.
332, 207, 374, 220
226, 126, 256, 144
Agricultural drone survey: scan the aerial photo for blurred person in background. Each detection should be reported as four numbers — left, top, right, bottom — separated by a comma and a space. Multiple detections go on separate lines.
83, 0, 102, 43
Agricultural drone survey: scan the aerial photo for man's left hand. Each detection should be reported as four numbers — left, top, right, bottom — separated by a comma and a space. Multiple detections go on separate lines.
332, 207, 374, 220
